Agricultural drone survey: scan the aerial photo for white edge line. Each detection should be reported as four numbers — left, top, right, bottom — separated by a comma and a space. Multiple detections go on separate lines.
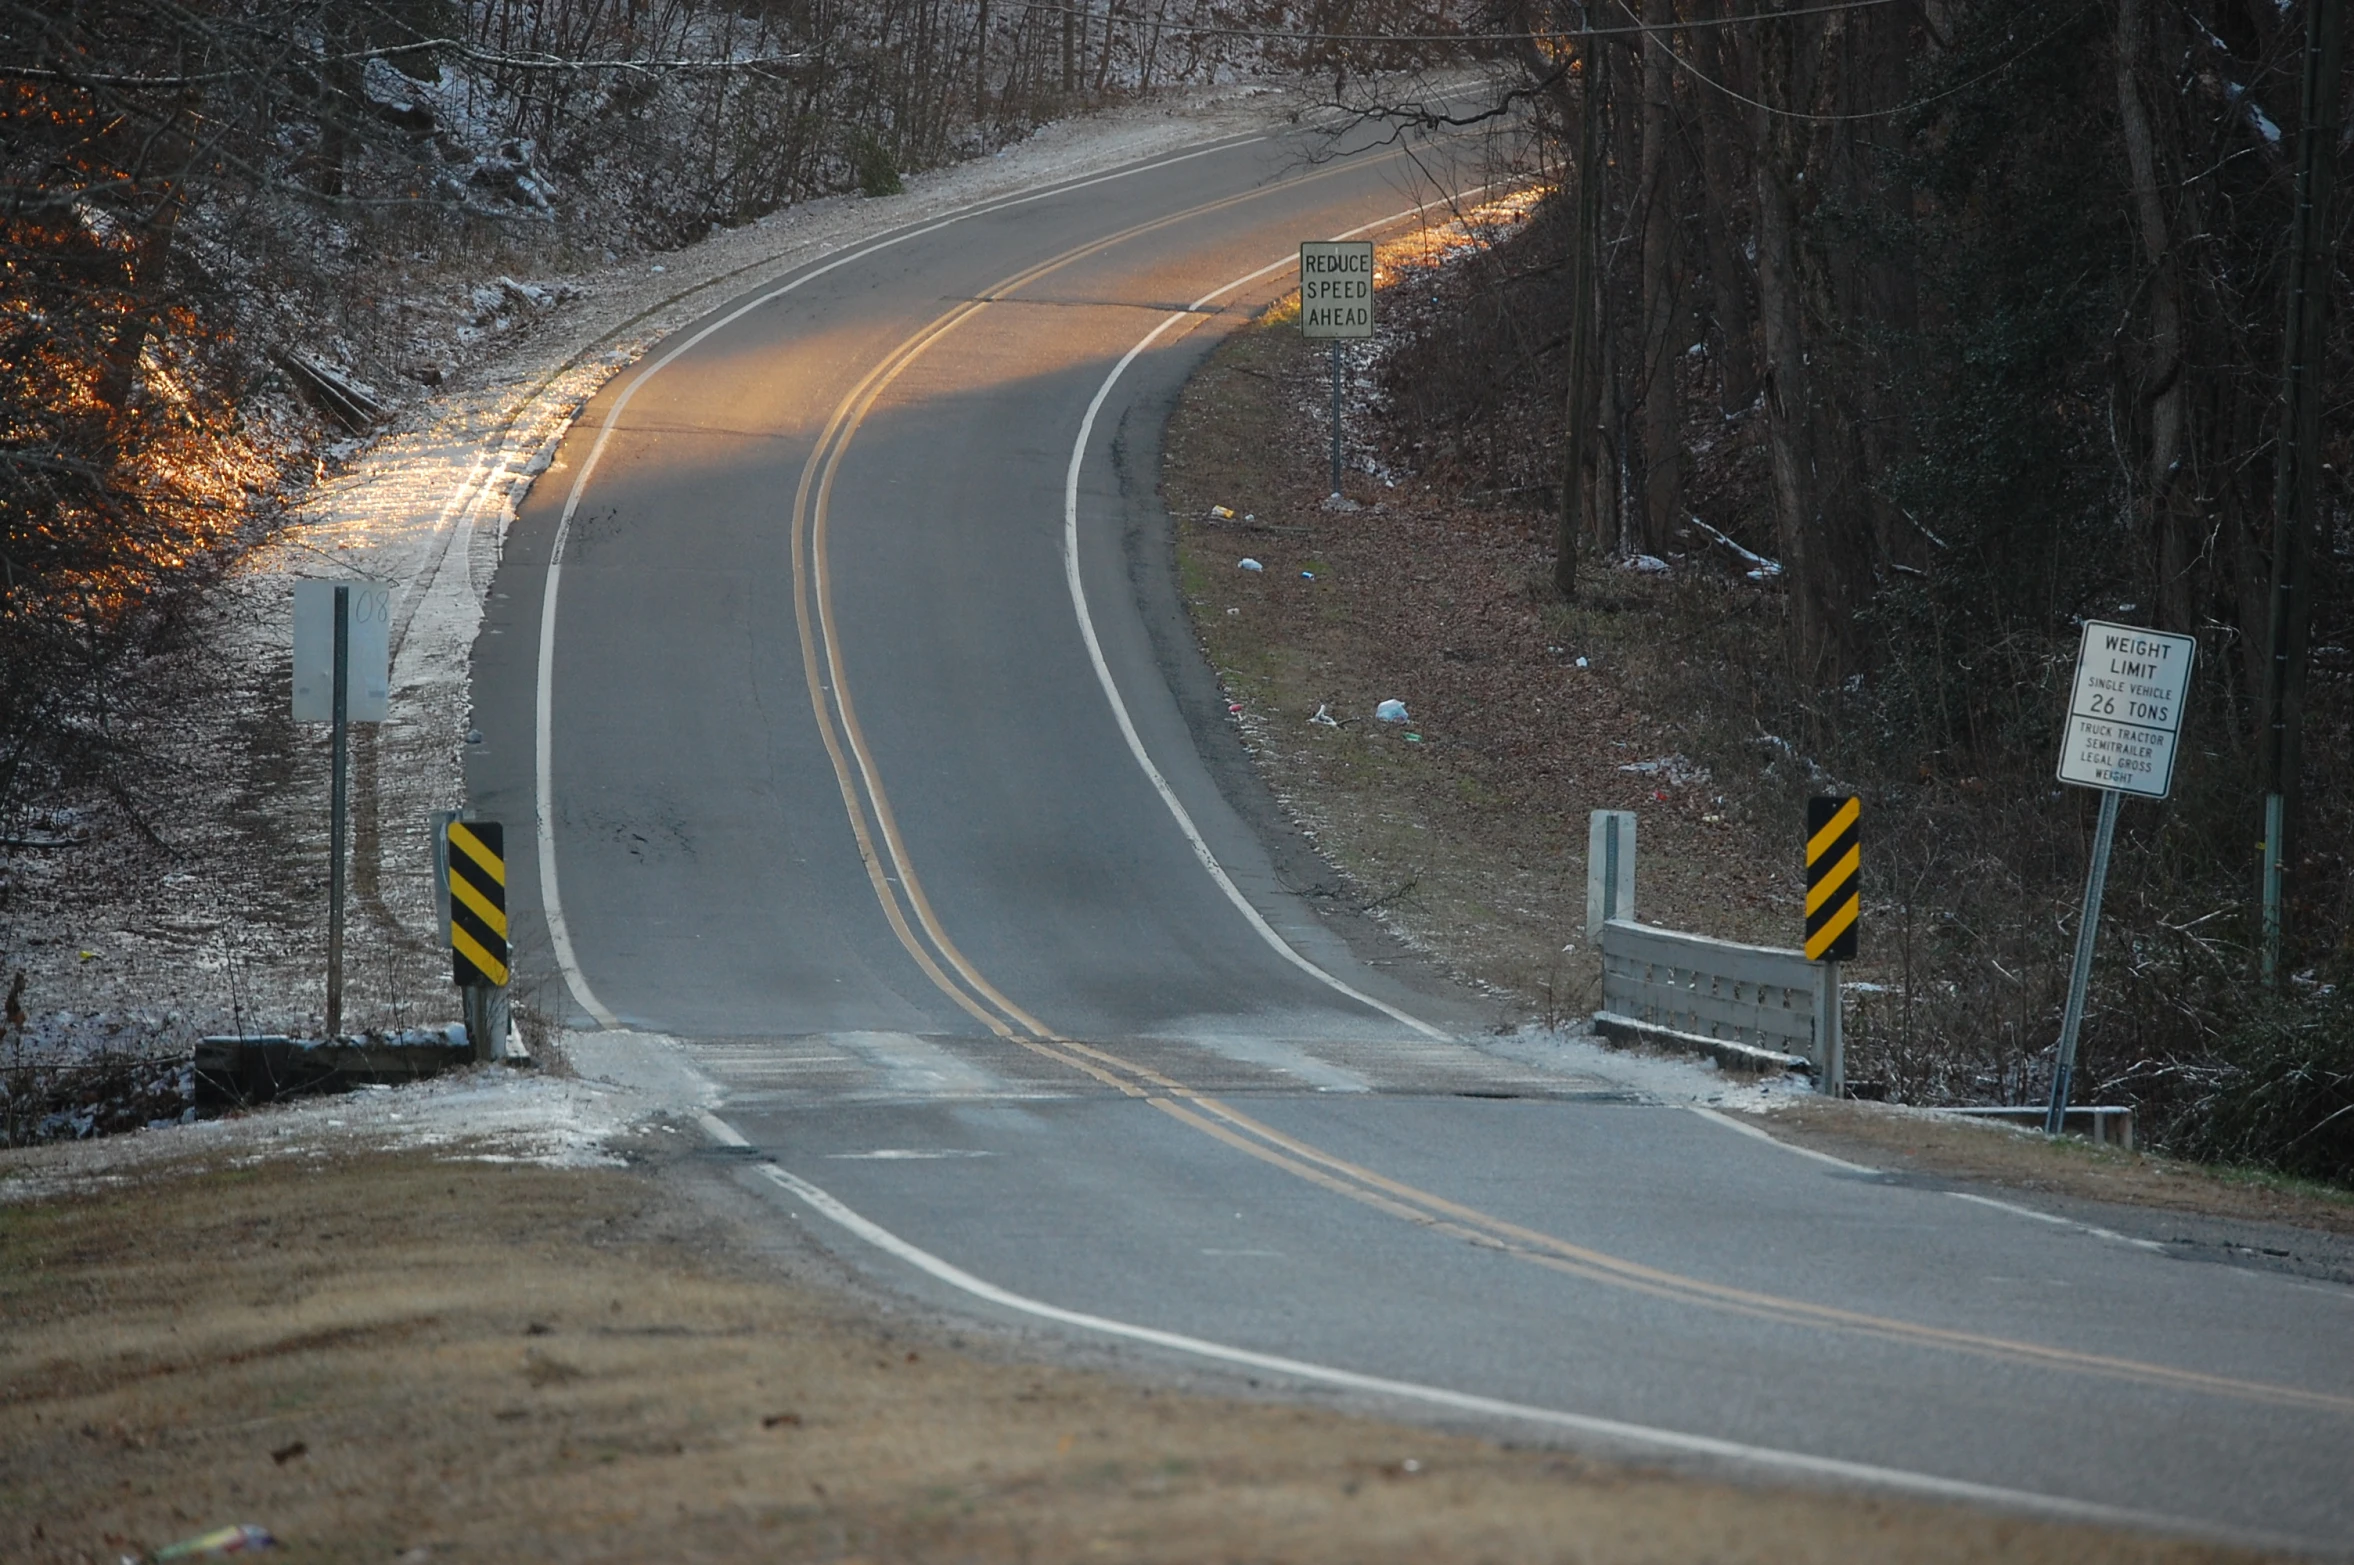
531, 135, 1269, 1027
1696, 1119, 2175, 1256
1948, 1191, 2171, 1254
1692, 1115, 2177, 1258
1060, 195, 1504, 1045
1948, 1190, 2074, 1226
2091, 1229, 2171, 1253
1684, 1106, 1879, 1174
722, 1120, 2217, 1543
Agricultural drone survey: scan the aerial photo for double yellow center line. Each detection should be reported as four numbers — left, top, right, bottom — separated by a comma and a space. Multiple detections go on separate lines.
778, 162, 2349, 1421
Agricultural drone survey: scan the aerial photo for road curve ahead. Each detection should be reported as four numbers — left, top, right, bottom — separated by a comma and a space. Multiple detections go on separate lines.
469, 116, 2354, 1554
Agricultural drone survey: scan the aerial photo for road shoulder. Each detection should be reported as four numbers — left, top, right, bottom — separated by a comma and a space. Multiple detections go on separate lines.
1, 1119, 2280, 1564
1742, 1093, 2354, 1273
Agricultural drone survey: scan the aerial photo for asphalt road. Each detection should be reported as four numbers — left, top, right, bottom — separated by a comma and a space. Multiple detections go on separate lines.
470, 116, 2354, 1553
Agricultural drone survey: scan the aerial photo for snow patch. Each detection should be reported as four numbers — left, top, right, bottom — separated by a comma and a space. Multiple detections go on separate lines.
0, 1066, 646, 1204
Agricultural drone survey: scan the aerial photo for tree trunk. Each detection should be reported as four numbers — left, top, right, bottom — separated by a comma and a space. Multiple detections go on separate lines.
2258, 0, 2346, 956
1554, 32, 1608, 597
314, 6, 366, 199
2114, 0, 2196, 638
976, 0, 990, 111
1753, 3, 1826, 672
1635, 0, 1685, 552
1606, 30, 1642, 555
96, 104, 195, 414
1596, 291, 1626, 555
1851, 0, 1921, 573
1695, 0, 1759, 415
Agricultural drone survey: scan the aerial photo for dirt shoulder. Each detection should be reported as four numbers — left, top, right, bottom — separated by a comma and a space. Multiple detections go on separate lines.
1753, 1094, 2354, 1245
0, 1143, 2277, 1564
1162, 288, 1799, 1026
1159, 278, 2354, 1244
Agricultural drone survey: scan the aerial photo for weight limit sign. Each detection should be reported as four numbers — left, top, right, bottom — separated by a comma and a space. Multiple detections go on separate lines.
1805, 795, 1860, 962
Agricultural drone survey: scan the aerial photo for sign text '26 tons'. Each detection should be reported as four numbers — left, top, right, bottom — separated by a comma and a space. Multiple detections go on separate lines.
2056, 620, 2196, 799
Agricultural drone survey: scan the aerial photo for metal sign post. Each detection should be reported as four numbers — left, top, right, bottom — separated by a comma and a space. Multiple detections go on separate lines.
2045, 789, 2120, 1134
292, 581, 390, 1040
1299, 240, 1374, 500
2046, 620, 2195, 1134
1331, 340, 1342, 497
328, 590, 348, 1039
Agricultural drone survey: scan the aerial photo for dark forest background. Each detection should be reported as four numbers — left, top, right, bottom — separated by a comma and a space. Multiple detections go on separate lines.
4, 0, 2349, 1179
1368, 0, 2352, 1181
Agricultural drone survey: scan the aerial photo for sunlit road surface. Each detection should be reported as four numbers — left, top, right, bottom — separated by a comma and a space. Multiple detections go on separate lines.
469, 118, 2354, 1553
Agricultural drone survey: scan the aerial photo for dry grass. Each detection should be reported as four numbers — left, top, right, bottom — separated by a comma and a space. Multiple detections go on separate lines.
1164, 312, 1808, 1019
1756, 1095, 2354, 1238
0, 1148, 2283, 1563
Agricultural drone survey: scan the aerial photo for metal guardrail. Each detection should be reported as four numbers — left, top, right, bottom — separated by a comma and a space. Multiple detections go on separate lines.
1581, 814, 2134, 1135
1592, 917, 1840, 1089
1941, 1104, 2136, 1151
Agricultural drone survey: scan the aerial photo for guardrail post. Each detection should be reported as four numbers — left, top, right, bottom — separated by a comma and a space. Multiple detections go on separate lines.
1812, 959, 1843, 1097
1586, 810, 1636, 940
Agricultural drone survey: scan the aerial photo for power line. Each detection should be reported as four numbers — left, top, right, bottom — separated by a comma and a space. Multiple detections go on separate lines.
1010, 0, 1895, 47
1618, 0, 2101, 125
0, 37, 808, 91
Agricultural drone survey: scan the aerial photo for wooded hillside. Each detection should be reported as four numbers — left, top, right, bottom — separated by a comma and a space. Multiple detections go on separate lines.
1364, 0, 2351, 1179
2, 0, 1417, 845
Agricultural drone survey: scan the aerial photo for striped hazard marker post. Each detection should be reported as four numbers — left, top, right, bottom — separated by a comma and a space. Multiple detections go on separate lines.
1805, 796, 1859, 1096
444, 820, 509, 1062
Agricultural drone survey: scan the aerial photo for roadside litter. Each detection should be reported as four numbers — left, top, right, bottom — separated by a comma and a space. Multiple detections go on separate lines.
1687, 515, 1783, 580
1310, 704, 1339, 727
1375, 699, 1409, 723
1237, 557, 1263, 572
1621, 553, 1671, 574
148, 1523, 276, 1559
1210, 504, 1236, 519
1299, 570, 1315, 580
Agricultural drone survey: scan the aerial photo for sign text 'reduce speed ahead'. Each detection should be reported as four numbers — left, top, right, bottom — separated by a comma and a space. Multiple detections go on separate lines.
1299, 241, 1374, 340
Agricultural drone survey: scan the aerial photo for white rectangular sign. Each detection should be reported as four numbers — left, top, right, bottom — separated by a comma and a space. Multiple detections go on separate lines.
1299, 241, 1375, 340
292, 579, 392, 723
2056, 619, 2195, 798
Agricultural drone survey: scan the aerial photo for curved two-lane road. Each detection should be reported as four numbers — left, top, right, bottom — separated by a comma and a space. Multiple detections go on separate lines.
468, 116, 2354, 1553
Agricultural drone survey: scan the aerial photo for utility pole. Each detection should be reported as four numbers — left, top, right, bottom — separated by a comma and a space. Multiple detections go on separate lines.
1554, 27, 1606, 599
975, 0, 990, 114
2259, 0, 2344, 983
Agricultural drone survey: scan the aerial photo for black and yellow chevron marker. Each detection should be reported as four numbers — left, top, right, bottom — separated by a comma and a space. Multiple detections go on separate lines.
1805, 795, 1860, 962
446, 820, 509, 988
